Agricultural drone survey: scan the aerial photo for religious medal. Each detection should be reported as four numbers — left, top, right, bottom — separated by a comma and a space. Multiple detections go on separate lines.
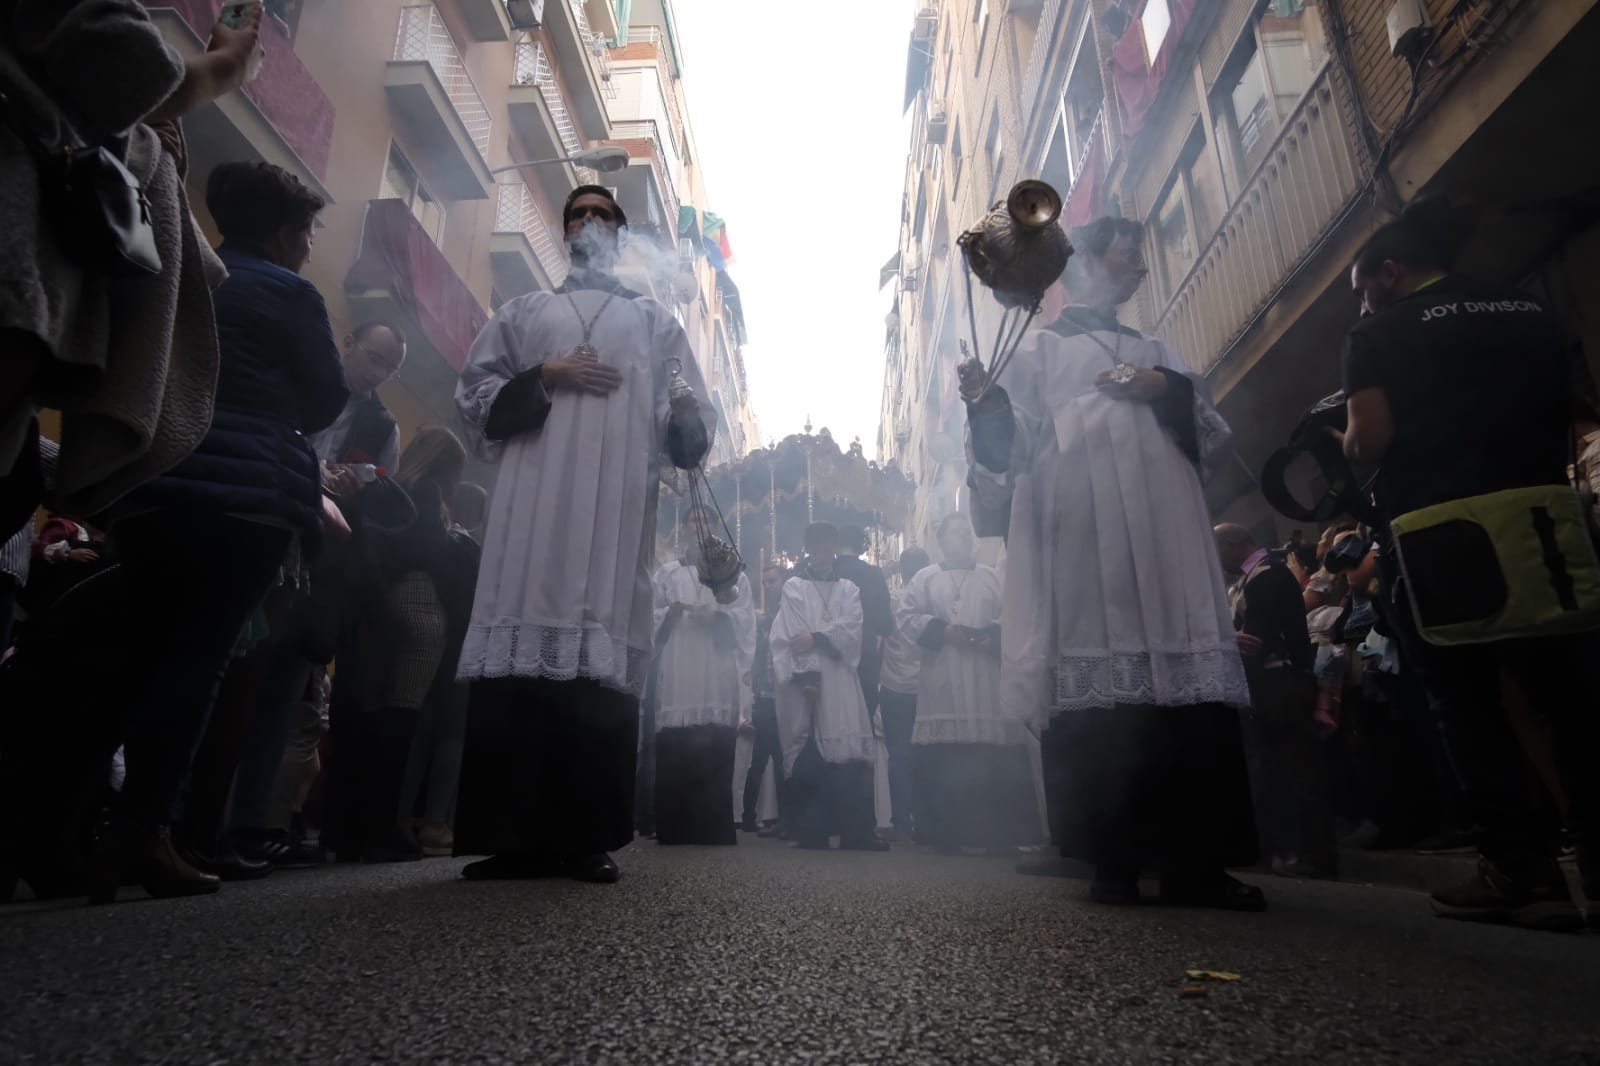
1108, 362, 1138, 385
564, 292, 614, 363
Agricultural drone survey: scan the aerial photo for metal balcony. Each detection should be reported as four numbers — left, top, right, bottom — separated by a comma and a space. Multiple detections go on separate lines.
543, 0, 615, 139
606, 118, 680, 233
1154, 66, 1363, 373
491, 180, 569, 296
508, 40, 595, 206
384, 4, 494, 200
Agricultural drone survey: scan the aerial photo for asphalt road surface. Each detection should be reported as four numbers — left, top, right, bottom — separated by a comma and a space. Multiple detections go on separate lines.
3, 837, 1599, 1064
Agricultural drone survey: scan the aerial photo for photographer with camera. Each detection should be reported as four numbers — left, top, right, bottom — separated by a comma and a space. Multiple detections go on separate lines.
1335, 198, 1600, 930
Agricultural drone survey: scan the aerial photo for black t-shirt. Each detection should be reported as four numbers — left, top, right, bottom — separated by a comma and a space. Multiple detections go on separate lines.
1341, 276, 1569, 520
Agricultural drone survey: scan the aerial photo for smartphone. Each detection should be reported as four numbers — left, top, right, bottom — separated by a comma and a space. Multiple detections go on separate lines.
219, 1, 261, 29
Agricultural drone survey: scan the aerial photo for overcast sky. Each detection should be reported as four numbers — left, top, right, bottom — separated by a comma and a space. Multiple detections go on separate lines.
672, 0, 908, 457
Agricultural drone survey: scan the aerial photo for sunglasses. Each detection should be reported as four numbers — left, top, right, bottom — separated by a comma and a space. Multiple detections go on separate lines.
569, 204, 617, 224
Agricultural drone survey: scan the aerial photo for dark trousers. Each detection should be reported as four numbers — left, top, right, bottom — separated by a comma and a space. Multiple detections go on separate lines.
228, 595, 317, 834
1393, 610, 1600, 876
635, 701, 657, 835
330, 705, 419, 856
455, 676, 639, 858
655, 724, 737, 846
0, 576, 16, 652
181, 620, 279, 848
741, 697, 784, 823
788, 753, 875, 847
115, 513, 292, 828
1370, 668, 1469, 839
878, 688, 917, 832
1245, 667, 1336, 868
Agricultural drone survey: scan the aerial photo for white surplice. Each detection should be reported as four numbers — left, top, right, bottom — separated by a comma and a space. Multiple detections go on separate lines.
878, 584, 922, 697
967, 318, 1249, 732
649, 560, 755, 731
896, 563, 1020, 746
768, 575, 877, 775
455, 288, 713, 696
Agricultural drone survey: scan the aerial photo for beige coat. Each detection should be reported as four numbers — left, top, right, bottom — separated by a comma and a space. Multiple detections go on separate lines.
1, 0, 223, 516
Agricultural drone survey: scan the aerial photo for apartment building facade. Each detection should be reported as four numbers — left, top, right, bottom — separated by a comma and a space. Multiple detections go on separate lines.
883, 0, 1600, 546
144, 0, 756, 470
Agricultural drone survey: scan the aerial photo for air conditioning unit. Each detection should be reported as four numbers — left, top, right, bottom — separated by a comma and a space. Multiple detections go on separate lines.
902, 270, 920, 293
926, 102, 949, 145
912, 7, 937, 40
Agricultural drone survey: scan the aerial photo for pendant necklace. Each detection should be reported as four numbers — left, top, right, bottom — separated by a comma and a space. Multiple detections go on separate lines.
813, 572, 837, 624
1066, 308, 1136, 384
945, 568, 971, 619
565, 291, 616, 361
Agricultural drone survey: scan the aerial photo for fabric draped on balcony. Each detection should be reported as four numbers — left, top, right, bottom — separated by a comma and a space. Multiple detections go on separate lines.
150, 0, 334, 179
345, 199, 487, 372
1063, 133, 1106, 229
1111, 0, 1198, 138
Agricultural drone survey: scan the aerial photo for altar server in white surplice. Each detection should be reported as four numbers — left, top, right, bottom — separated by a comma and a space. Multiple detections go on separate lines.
896, 514, 1039, 853
451, 186, 713, 886
648, 509, 755, 847
768, 522, 886, 852
962, 215, 1260, 911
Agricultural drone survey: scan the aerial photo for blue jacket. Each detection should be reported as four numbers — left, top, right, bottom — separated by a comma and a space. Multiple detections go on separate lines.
127, 245, 350, 544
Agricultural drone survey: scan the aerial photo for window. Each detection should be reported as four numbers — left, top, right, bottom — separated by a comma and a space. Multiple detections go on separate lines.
1140, 0, 1172, 61
1040, 117, 1072, 198
985, 109, 1004, 202
1152, 181, 1193, 297
265, 0, 300, 39
973, 0, 990, 71
950, 125, 965, 200
1148, 128, 1227, 301
380, 143, 446, 243
1061, 20, 1105, 171
1214, 1, 1329, 184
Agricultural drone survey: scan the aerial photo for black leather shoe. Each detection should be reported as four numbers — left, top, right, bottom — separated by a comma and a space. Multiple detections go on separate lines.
841, 837, 891, 852
1160, 871, 1267, 912
461, 852, 557, 880
1089, 865, 1142, 905
565, 853, 620, 884
178, 841, 273, 882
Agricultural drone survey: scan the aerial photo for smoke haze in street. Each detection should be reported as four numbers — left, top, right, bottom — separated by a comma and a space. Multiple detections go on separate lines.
673, 0, 908, 455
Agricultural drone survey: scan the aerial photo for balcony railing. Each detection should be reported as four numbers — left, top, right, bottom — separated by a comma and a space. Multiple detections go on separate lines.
617, 24, 687, 158
513, 39, 596, 181
394, 4, 491, 159
495, 180, 569, 283
568, 0, 618, 99
1155, 65, 1361, 373
611, 118, 680, 227
1020, 0, 1063, 119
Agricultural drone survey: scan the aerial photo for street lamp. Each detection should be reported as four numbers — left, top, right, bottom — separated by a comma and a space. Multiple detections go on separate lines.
503, 0, 544, 31
488, 145, 630, 176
